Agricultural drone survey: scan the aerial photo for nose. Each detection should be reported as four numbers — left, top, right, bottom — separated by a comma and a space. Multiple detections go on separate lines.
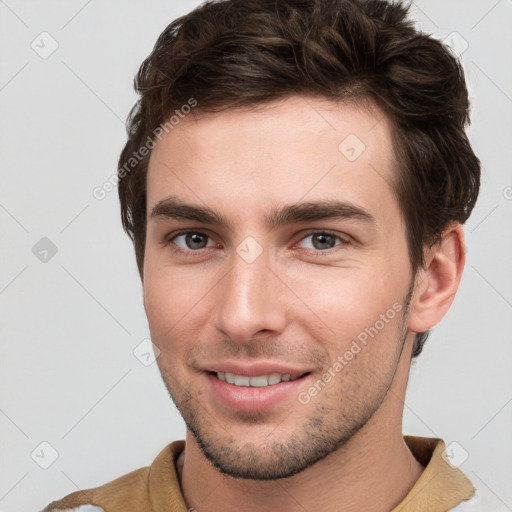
212, 246, 287, 343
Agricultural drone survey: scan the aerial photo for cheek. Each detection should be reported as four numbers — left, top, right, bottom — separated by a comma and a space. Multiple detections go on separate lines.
282, 260, 406, 341
143, 264, 185, 340
143, 275, 189, 375
143, 260, 213, 352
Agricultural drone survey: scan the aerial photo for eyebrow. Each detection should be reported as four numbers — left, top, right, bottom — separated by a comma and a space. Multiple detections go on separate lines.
149, 195, 375, 230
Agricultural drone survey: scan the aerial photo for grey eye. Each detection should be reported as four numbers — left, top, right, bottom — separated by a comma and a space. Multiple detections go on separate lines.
174, 232, 210, 250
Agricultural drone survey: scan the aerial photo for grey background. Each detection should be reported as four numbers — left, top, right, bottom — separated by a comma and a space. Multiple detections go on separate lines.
1, 1, 511, 511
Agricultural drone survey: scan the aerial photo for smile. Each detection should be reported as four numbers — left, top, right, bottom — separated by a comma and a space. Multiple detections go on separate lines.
216, 372, 305, 387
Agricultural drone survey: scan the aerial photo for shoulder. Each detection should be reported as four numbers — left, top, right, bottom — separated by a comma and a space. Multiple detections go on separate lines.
41, 441, 185, 512
39, 507, 105, 512
41, 466, 151, 512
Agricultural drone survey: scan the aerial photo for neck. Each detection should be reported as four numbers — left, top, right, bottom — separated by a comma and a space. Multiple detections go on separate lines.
180, 426, 423, 512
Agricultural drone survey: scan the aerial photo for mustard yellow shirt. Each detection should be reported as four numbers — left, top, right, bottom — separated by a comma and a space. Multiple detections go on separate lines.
41, 436, 476, 512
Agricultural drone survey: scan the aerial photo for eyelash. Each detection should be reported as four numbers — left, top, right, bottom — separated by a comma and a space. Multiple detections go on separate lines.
164, 230, 349, 257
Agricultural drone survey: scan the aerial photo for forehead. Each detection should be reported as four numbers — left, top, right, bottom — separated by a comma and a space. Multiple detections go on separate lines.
146, 95, 399, 229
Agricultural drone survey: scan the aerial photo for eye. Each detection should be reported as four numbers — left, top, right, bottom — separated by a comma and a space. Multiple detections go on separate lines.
168, 231, 216, 252
297, 231, 348, 252
165, 229, 349, 256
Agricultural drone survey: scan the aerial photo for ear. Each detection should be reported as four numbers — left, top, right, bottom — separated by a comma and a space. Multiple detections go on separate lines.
408, 223, 466, 334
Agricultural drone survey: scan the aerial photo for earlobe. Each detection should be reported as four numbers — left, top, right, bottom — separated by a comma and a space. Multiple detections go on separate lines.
408, 223, 466, 334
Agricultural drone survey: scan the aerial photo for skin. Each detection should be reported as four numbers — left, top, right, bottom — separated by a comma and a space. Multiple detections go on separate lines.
143, 95, 465, 512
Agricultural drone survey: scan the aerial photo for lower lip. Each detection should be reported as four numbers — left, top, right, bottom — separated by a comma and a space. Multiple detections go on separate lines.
205, 372, 308, 412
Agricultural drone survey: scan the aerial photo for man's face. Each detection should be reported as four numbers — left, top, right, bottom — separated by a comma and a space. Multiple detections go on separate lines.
143, 96, 416, 479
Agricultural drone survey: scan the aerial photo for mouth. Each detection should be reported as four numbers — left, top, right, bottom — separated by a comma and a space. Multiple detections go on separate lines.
212, 371, 309, 387
204, 368, 312, 412
210, 372, 309, 388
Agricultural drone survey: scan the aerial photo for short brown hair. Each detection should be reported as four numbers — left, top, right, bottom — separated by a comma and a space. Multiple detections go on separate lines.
118, 0, 480, 356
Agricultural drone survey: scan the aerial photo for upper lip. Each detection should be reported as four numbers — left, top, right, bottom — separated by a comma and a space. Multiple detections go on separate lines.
200, 360, 312, 378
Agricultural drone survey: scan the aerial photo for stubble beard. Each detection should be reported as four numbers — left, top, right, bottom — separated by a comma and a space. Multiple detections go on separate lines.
157, 284, 413, 480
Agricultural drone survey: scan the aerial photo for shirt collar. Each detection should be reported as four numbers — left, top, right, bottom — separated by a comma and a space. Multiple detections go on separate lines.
391, 436, 475, 511
150, 436, 475, 512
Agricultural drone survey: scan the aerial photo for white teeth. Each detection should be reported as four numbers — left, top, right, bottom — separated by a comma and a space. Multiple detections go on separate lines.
249, 375, 268, 387
234, 375, 250, 386
215, 371, 304, 387
268, 373, 282, 385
